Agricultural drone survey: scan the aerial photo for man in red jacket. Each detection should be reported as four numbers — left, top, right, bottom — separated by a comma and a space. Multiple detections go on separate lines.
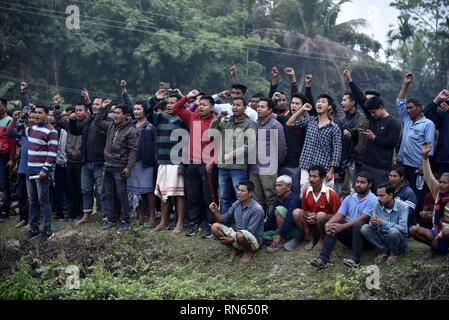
171, 90, 219, 238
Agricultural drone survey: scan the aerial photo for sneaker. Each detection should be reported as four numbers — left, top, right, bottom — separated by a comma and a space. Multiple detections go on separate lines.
310, 257, 329, 269
342, 258, 360, 268
284, 238, 301, 251
117, 221, 129, 234
0, 214, 9, 223
98, 221, 115, 232
41, 232, 55, 242
15, 220, 27, 228
27, 230, 40, 240
201, 223, 213, 238
185, 223, 200, 237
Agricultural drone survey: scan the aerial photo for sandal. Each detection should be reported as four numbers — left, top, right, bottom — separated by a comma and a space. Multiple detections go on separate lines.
374, 252, 389, 264
342, 258, 360, 268
386, 254, 399, 265
310, 257, 329, 269
266, 245, 283, 253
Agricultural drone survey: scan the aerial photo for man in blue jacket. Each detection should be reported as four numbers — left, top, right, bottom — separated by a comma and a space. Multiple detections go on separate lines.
209, 180, 264, 266
361, 183, 409, 265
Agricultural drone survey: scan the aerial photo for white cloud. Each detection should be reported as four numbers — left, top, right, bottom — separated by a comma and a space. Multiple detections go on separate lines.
337, 0, 400, 60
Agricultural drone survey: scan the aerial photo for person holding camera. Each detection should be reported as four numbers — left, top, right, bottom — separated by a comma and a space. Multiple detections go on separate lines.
95, 99, 137, 234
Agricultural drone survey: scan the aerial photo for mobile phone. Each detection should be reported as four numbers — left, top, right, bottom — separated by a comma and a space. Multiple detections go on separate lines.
440, 99, 449, 105
160, 82, 170, 90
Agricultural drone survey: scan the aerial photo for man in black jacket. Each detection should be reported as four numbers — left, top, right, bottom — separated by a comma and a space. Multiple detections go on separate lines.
54, 96, 87, 221
65, 89, 108, 225
342, 69, 401, 191
95, 99, 137, 234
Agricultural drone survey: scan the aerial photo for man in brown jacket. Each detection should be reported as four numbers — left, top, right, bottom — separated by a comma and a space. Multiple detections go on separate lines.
95, 99, 137, 234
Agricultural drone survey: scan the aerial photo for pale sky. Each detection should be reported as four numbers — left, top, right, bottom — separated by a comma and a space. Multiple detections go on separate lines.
337, 0, 400, 60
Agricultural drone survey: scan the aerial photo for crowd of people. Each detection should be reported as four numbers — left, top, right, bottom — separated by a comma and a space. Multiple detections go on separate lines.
0, 65, 449, 267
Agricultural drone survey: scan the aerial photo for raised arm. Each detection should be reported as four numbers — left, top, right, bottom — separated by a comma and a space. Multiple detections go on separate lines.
230, 65, 237, 85
343, 69, 369, 116
20, 82, 31, 107
396, 73, 413, 121
146, 89, 167, 124
422, 142, 439, 198
284, 67, 298, 95
120, 80, 133, 110
171, 90, 199, 123
81, 88, 93, 113
286, 103, 312, 127
398, 73, 413, 100
95, 99, 112, 131
268, 67, 279, 98
52, 95, 71, 131
424, 90, 449, 126
304, 74, 317, 116
7, 111, 20, 135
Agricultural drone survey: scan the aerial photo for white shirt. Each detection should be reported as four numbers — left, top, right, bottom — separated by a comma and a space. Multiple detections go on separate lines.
212, 95, 258, 123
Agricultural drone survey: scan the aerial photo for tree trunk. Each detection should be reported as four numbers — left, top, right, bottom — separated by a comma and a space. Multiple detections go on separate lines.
53, 51, 59, 87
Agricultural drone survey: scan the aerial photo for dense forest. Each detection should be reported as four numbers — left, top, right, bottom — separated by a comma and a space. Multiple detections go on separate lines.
1, 0, 448, 109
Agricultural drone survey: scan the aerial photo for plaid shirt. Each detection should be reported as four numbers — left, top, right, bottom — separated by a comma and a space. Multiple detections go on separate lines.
294, 116, 342, 171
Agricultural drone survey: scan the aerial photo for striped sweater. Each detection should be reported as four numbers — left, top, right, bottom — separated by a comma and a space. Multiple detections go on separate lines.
27, 123, 59, 175
147, 97, 188, 165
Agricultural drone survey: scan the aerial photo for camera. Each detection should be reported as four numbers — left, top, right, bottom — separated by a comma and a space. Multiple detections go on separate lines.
22, 105, 32, 114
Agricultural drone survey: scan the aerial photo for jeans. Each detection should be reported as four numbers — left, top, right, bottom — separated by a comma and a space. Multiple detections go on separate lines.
249, 172, 277, 217
26, 175, 52, 234
218, 168, 247, 214
103, 166, 130, 223
81, 162, 107, 216
319, 220, 371, 263
403, 164, 424, 224
184, 164, 218, 226
279, 166, 300, 197
361, 225, 407, 256
0, 153, 11, 215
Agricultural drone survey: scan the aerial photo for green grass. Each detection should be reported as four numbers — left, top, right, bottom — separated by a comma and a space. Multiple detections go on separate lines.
1, 216, 448, 300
